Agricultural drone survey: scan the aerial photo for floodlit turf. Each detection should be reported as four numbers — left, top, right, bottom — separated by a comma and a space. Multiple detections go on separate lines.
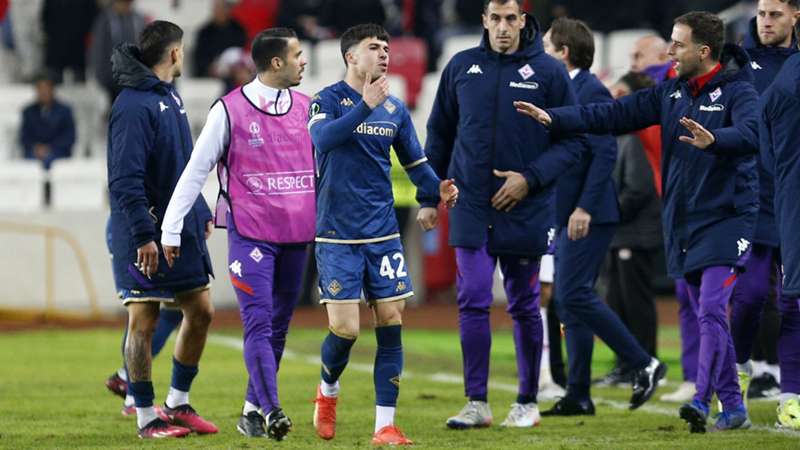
1, 325, 798, 449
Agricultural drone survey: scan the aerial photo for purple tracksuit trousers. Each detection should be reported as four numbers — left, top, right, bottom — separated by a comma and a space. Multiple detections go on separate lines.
227, 225, 307, 413
455, 245, 543, 401
675, 279, 699, 383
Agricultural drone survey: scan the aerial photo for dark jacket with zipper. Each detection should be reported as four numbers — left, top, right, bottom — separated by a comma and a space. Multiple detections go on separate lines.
742, 17, 798, 248
555, 69, 619, 227
107, 43, 213, 291
546, 44, 759, 278
424, 20, 587, 257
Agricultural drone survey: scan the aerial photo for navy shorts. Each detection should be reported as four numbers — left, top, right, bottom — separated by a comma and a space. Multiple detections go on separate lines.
316, 238, 414, 304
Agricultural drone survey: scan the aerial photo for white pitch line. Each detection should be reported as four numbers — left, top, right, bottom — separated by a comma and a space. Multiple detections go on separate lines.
207, 334, 800, 437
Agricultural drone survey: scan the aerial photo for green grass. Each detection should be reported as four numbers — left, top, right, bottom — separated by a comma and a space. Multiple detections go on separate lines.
0, 325, 798, 449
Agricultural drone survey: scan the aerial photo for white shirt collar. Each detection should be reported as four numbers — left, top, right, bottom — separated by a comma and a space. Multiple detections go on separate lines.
569, 68, 581, 80
243, 77, 291, 114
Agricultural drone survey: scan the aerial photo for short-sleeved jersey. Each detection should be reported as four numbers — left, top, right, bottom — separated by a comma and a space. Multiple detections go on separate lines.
309, 80, 437, 243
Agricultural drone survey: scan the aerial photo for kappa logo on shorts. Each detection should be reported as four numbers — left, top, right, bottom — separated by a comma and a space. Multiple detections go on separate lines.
249, 247, 263, 263
396, 281, 407, 292
737, 238, 751, 256
328, 279, 342, 296
229, 260, 243, 278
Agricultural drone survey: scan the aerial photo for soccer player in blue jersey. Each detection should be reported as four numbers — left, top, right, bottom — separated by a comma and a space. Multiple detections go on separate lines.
308, 23, 458, 446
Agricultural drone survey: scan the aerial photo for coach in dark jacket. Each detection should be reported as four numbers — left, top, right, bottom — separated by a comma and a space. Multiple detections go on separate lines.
421, 0, 588, 429
518, 12, 759, 431
540, 18, 659, 417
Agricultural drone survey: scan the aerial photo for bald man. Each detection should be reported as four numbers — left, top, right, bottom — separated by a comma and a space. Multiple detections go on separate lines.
629, 35, 674, 82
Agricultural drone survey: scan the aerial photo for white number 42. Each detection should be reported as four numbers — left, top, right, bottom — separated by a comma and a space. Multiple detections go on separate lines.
379, 253, 408, 280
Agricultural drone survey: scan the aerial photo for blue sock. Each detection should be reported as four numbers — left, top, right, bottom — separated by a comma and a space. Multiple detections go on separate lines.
320, 331, 356, 384
469, 394, 488, 402
374, 325, 403, 407
171, 357, 199, 392
152, 309, 182, 357
129, 381, 155, 408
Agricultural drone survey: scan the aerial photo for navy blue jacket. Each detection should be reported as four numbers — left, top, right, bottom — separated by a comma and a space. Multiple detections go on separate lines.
547, 44, 759, 278
760, 53, 800, 296
425, 21, 587, 257
743, 17, 798, 247
107, 43, 213, 291
20, 100, 75, 169
555, 69, 619, 226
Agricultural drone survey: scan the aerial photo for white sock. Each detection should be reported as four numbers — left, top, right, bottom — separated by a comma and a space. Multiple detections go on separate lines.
539, 308, 554, 386
321, 380, 339, 397
779, 392, 798, 407
375, 405, 395, 433
165, 387, 189, 408
751, 360, 767, 377
736, 360, 752, 375
766, 364, 781, 383
243, 401, 260, 415
124, 394, 135, 408
136, 406, 158, 429
117, 367, 128, 382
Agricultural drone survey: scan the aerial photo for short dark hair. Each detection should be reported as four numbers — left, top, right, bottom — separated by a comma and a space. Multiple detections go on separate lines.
780, 0, 799, 8
549, 18, 595, 70
251, 28, 297, 72
618, 71, 656, 93
339, 23, 390, 66
138, 20, 183, 68
483, 0, 521, 11
674, 11, 724, 61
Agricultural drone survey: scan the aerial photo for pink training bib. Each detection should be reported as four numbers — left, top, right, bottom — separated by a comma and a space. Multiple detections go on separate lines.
215, 88, 315, 243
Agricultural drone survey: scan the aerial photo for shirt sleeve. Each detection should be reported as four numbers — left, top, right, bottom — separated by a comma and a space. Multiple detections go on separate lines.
308, 90, 372, 153
161, 101, 229, 247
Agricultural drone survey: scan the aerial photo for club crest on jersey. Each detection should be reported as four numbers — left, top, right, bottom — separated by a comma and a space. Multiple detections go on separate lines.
709, 87, 722, 102
248, 122, 264, 147
328, 279, 342, 296
340, 97, 354, 107
383, 100, 396, 114
518, 64, 535, 80
396, 281, 407, 292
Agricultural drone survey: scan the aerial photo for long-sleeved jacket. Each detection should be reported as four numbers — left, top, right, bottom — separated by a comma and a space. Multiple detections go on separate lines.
107, 43, 212, 291
760, 53, 800, 296
742, 17, 798, 247
555, 69, 619, 226
546, 44, 759, 278
424, 20, 587, 257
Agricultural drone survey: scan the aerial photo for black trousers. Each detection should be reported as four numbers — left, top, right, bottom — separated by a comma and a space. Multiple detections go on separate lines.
605, 247, 658, 361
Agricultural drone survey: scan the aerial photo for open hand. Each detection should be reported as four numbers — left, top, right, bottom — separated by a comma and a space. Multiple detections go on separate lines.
440, 179, 458, 208
514, 101, 552, 126
491, 170, 529, 212
678, 117, 715, 149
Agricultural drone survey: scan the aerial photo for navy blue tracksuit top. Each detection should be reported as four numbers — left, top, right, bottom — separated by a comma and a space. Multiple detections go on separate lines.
546, 44, 760, 278
760, 53, 800, 296
424, 20, 588, 257
742, 17, 798, 247
555, 69, 619, 227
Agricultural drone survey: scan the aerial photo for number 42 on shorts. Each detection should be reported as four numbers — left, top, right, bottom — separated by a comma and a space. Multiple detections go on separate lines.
379, 253, 408, 279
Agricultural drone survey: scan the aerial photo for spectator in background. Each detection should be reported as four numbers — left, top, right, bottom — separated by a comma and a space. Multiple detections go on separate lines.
41, 0, 98, 83
319, 0, 386, 35
214, 46, 256, 92
20, 74, 76, 169
630, 35, 675, 82
193, 0, 247, 78
599, 71, 663, 385
90, 0, 147, 105
277, 0, 331, 42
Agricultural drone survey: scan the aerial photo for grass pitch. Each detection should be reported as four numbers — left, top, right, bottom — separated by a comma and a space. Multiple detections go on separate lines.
1, 324, 798, 449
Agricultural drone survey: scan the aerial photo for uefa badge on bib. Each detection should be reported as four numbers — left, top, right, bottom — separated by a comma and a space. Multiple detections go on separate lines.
518, 64, 535, 80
